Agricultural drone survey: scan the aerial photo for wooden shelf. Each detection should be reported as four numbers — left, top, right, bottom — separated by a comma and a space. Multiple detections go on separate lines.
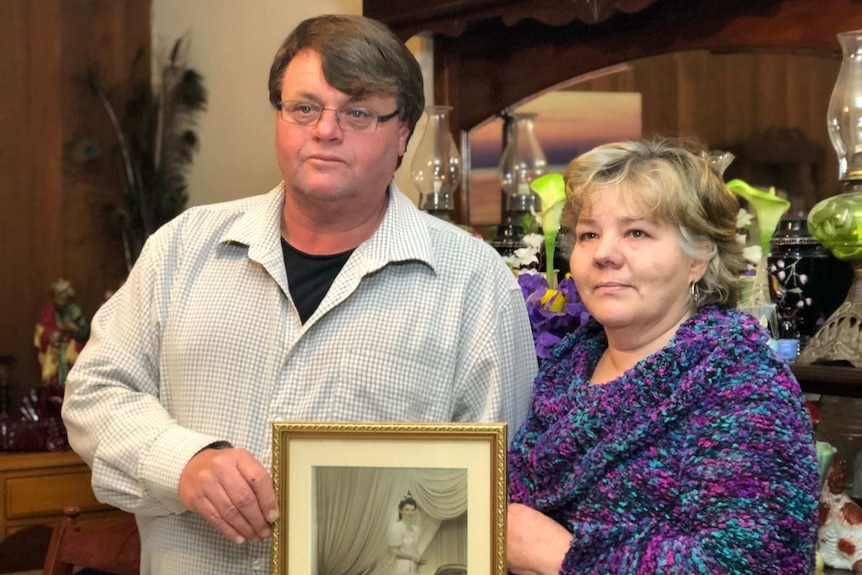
791, 364, 862, 398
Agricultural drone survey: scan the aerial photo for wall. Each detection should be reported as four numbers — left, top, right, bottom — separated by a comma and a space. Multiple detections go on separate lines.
468, 50, 842, 226
151, 0, 432, 209
0, 0, 149, 406
573, 50, 841, 213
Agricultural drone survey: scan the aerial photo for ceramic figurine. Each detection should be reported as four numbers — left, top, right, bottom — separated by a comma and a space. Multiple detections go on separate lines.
818, 457, 862, 572
33, 279, 90, 386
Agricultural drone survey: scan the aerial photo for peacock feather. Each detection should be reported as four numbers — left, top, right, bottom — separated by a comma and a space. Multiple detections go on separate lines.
83, 36, 207, 272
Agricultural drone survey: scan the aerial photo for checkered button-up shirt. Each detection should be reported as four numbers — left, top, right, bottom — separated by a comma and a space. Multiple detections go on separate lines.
63, 183, 537, 575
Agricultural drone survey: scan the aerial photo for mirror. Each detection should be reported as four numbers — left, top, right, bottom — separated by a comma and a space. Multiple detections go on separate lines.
466, 49, 842, 226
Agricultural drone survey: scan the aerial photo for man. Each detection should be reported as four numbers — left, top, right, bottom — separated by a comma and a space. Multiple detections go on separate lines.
63, 14, 536, 574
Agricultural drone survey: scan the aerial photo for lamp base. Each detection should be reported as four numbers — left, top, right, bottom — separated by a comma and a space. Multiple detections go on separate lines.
797, 267, 862, 367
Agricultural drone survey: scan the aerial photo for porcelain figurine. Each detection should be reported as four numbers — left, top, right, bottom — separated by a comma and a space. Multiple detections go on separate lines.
818, 457, 862, 572
34, 279, 90, 386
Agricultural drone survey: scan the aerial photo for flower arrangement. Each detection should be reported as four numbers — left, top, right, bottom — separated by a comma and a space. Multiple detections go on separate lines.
501, 233, 544, 271
500, 174, 568, 279
518, 272, 590, 358
735, 206, 762, 272
505, 172, 590, 357
727, 179, 790, 258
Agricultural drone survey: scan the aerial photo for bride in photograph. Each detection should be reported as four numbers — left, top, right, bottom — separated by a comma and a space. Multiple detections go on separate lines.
387, 494, 426, 574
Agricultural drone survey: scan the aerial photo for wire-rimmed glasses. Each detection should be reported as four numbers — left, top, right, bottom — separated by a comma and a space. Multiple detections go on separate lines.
277, 100, 399, 133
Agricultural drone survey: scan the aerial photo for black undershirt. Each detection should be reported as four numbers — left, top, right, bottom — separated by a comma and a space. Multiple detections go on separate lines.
281, 238, 354, 323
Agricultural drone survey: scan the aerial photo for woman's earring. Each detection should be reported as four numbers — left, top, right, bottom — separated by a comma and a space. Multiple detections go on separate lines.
689, 281, 701, 304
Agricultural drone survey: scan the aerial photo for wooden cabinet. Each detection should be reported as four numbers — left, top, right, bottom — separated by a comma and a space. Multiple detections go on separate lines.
0, 450, 118, 537
366, 0, 862, 137
793, 364, 862, 398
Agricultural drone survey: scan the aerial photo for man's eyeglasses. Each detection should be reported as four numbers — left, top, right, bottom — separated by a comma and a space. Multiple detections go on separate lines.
277, 100, 400, 133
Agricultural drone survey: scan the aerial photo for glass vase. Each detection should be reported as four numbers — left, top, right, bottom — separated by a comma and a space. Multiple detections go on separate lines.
767, 219, 854, 350
410, 105, 462, 221
727, 174, 790, 335
702, 150, 735, 176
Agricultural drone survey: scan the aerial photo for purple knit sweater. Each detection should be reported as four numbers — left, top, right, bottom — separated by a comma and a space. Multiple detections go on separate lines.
508, 306, 819, 574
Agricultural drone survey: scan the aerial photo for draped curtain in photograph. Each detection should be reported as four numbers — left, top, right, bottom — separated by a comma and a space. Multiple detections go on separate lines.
316, 467, 467, 575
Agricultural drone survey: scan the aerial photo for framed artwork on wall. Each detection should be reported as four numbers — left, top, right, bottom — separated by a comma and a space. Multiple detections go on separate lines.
271, 422, 507, 575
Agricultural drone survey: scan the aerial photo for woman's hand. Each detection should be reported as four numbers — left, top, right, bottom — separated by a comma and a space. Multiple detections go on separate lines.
507, 503, 572, 575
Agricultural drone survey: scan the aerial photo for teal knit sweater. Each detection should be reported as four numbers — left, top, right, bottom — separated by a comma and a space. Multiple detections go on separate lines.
508, 306, 819, 574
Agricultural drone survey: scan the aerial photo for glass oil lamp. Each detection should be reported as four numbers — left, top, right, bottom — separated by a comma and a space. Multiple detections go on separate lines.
410, 105, 462, 222
492, 112, 547, 256
798, 29, 862, 366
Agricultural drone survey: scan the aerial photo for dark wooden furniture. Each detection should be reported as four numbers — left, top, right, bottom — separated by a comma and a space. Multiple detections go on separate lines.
0, 524, 52, 573
793, 364, 862, 398
368, 8, 862, 574
42, 506, 140, 575
734, 127, 826, 215
0, 451, 122, 573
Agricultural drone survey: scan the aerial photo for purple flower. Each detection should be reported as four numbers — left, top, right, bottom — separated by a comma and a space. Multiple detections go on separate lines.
517, 272, 548, 301
516, 273, 590, 358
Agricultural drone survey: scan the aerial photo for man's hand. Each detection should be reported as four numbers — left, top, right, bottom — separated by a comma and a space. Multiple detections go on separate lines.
507, 502, 572, 575
179, 447, 279, 544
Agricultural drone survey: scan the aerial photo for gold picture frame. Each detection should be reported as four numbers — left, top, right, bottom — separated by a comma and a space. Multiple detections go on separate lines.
271, 422, 507, 575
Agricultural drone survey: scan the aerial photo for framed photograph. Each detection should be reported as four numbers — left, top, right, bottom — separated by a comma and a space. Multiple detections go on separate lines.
271, 422, 507, 575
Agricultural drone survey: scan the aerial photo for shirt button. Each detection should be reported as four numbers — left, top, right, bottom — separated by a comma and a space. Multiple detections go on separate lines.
252, 558, 263, 571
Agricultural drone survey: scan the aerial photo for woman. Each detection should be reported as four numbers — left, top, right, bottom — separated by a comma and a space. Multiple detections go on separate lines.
507, 138, 819, 575
387, 495, 426, 574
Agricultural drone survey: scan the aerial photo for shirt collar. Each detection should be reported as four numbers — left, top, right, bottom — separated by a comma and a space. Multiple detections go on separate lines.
219, 182, 438, 274
220, 184, 285, 266
356, 182, 437, 274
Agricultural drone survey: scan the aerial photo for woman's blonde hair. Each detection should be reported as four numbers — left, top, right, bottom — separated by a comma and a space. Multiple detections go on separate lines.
562, 137, 746, 309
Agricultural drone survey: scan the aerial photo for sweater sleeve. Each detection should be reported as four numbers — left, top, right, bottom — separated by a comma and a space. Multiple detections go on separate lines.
558, 347, 819, 575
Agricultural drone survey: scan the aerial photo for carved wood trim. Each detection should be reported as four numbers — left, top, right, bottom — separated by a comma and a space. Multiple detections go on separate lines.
432, 0, 860, 133
500, 0, 658, 27
363, 0, 659, 39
